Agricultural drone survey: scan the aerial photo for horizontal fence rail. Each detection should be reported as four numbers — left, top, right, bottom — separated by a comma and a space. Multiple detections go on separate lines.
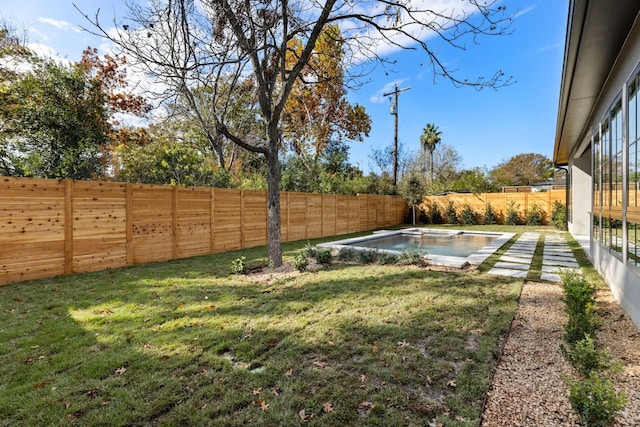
0, 177, 407, 285
421, 189, 566, 223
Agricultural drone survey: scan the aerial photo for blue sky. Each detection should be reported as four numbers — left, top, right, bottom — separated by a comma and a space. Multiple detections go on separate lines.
1, 0, 568, 174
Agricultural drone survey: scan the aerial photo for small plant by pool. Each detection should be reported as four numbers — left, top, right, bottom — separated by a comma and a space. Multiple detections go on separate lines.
318, 228, 514, 268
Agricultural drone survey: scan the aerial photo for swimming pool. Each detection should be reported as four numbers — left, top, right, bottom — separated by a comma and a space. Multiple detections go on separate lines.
317, 228, 515, 268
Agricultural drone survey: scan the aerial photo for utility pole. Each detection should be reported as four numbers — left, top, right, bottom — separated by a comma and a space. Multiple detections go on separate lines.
383, 84, 411, 191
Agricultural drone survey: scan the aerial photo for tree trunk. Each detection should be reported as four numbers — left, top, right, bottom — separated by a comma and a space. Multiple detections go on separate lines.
265, 142, 283, 268
430, 150, 435, 183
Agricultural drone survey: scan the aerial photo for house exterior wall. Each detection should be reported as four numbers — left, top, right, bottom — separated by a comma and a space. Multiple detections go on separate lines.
568, 148, 591, 236
574, 17, 640, 329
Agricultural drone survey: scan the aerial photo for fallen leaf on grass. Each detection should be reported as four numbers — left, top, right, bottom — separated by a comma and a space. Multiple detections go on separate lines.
285, 368, 293, 376
257, 398, 269, 411
446, 380, 456, 388
397, 339, 410, 348
313, 360, 328, 369
271, 386, 280, 396
299, 408, 315, 421
159, 355, 171, 360
360, 374, 367, 383
322, 402, 334, 413
252, 387, 262, 396
357, 401, 374, 417
114, 367, 127, 375
34, 381, 50, 389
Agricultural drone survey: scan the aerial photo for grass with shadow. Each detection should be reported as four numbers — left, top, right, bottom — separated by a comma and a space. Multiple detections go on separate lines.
0, 233, 523, 426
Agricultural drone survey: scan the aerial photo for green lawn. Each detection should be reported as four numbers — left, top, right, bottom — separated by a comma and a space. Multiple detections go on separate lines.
1, 227, 566, 426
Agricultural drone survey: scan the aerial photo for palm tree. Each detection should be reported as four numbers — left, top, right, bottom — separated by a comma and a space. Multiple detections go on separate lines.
419, 123, 442, 182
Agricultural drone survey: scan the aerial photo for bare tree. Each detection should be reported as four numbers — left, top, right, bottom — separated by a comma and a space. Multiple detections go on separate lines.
77, 0, 513, 267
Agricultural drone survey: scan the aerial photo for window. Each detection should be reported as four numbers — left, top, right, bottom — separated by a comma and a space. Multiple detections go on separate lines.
593, 132, 601, 242
628, 71, 640, 266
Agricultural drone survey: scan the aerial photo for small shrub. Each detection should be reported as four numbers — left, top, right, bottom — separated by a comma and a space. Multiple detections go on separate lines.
482, 202, 497, 225
376, 252, 398, 265
567, 372, 627, 427
418, 209, 428, 224
445, 200, 458, 225
230, 256, 247, 275
293, 254, 308, 272
552, 200, 567, 230
561, 271, 598, 344
561, 334, 613, 377
316, 249, 332, 265
505, 201, 520, 225
525, 202, 544, 226
303, 241, 317, 258
357, 249, 378, 264
460, 204, 477, 225
338, 247, 357, 261
396, 250, 427, 266
428, 202, 443, 224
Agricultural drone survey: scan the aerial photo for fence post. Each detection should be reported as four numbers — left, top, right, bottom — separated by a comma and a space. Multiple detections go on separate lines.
126, 184, 133, 265
64, 179, 73, 274
210, 188, 215, 253
172, 186, 179, 259
240, 189, 245, 249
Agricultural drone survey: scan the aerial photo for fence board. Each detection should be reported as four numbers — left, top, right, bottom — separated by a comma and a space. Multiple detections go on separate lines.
242, 190, 267, 249
348, 196, 360, 233
322, 195, 336, 237
0, 178, 66, 283
0, 177, 407, 285
287, 193, 308, 241
336, 196, 349, 235
71, 181, 127, 272
176, 187, 212, 258
130, 185, 173, 264
307, 194, 323, 239
213, 188, 242, 252
421, 189, 566, 224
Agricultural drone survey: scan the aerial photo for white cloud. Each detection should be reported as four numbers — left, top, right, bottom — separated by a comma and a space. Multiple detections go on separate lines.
38, 17, 81, 33
525, 41, 563, 57
513, 5, 537, 20
370, 78, 411, 103
26, 42, 70, 63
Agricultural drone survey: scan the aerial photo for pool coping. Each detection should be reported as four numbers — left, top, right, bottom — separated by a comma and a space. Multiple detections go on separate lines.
317, 228, 516, 269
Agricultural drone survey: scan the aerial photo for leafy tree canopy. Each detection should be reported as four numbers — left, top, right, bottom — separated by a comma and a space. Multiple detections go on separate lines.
489, 152, 553, 188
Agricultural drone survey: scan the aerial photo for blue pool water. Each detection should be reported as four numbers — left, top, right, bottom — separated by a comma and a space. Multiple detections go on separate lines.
346, 232, 497, 258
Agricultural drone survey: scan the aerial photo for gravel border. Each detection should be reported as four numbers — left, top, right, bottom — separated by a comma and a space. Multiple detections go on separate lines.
481, 281, 640, 427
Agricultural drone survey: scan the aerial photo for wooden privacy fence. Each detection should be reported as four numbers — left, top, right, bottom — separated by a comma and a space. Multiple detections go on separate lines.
0, 177, 407, 285
421, 189, 566, 223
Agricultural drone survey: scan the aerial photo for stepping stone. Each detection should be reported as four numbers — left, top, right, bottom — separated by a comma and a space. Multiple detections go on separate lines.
509, 246, 537, 252
543, 253, 577, 261
500, 255, 533, 264
542, 257, 579, 268
544, 250, 573, 256
494, 262, 529, 271
488, 267, 528, 278
540, 272, 562, 282
541, 265, 582, 274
